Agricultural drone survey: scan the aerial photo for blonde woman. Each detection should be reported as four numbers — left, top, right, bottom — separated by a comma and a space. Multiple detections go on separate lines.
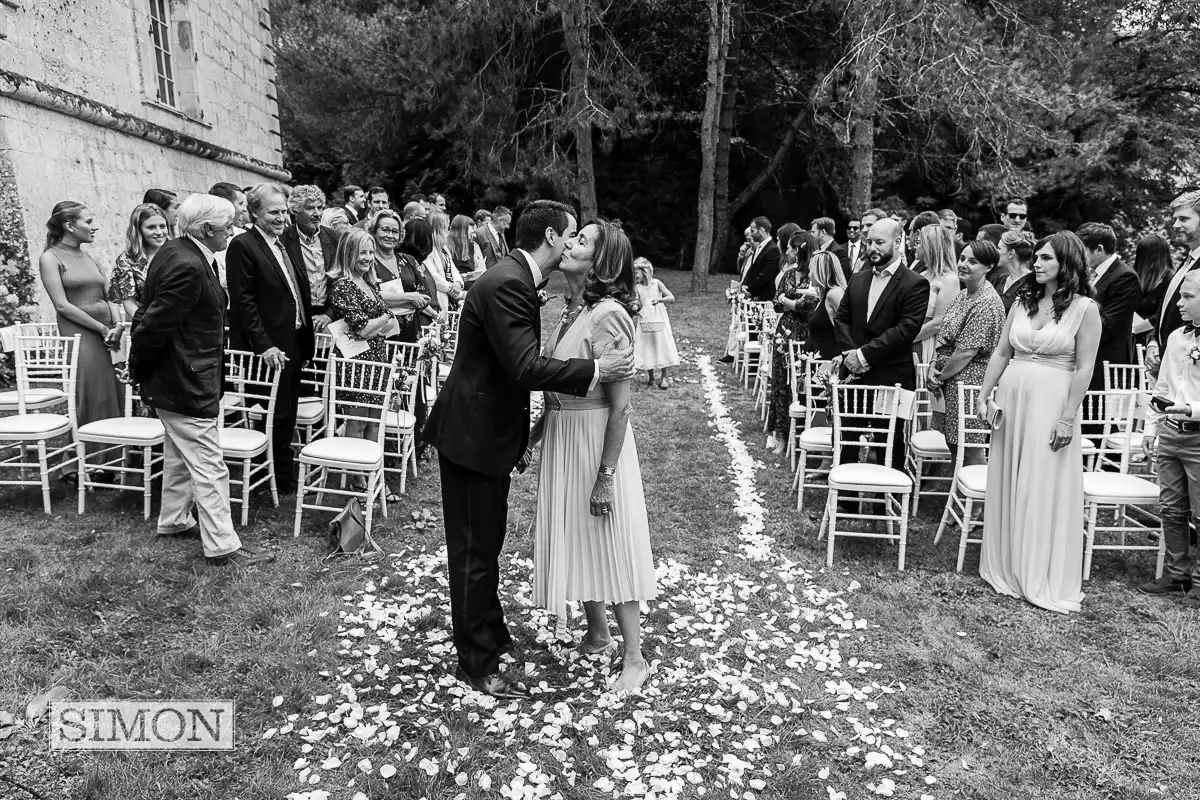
425, 211, 464, 311
633, 257, 679, 388
109, 203, 170, 322
806, 249, 846, 360
913, 224, 960, 365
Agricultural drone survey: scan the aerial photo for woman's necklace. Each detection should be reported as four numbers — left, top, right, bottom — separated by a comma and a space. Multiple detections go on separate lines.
561, 298, 585, 326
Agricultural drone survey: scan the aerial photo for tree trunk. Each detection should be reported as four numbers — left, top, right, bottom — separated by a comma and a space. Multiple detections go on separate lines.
729, 105, 806, 216
691, 0, 732, 293
562, 0, 598, 222
707, 2, 741, 278
848, 9, 882, 214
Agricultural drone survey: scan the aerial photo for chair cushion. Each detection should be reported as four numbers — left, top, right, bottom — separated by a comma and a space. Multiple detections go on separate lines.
1103, 432, 1144, 451
78, 417, 164, 441
1080, 437, 1099, 455
743, 343, 762, 353
0, 413, 71, 436
438, 363, 451, 378
798, 426, 833, 449
300, 436, 384, 465
296, 398, 325, 424
1083, 472, 1159, 503
829, 463, 913, 491
789, 401, 807, 417
0, 389, 66, 410
385, 409, 417, 430
219, 426, 268, 455
957, 464, 989, 495
909, 429, 950, 456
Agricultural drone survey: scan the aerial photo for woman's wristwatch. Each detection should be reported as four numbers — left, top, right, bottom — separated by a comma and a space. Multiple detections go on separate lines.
598, 466, 615, 478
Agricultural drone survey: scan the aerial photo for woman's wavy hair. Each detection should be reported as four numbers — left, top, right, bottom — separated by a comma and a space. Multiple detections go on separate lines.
1018, 230, 1094, 320
1133, 233, 1173, 293
917, 224, 956, 278
123, 203, 168, 263
809, 250, 844, 294
581, 219, 641, 319
448, 214, 476, 262
328, 228, 377, 284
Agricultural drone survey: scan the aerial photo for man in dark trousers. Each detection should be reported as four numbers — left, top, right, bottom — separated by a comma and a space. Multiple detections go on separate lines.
834, 218, 931, 470
226, 182, 315, 495
424, 200, 634, 700
1077, 222, 1141, 392
130, 193, 273, 568
740, 216, 781, 301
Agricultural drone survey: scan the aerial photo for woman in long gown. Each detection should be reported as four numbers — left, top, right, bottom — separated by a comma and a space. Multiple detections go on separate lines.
529, 219, 657, 692
765, 233, 818, 453
976, 231, 1101, 614
38, 202, 123, 477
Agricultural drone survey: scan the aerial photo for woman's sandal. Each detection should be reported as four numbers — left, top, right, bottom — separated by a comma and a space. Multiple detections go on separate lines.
577, 639, 618, 656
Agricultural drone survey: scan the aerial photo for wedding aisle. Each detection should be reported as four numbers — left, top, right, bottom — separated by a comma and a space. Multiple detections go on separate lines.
271, 350, 938, 800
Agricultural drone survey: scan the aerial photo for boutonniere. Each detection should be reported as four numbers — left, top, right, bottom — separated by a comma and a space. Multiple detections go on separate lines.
538, 289, 551, 307
1189, 341, 1200, 364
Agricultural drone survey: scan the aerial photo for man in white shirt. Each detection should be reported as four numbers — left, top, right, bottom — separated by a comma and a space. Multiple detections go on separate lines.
1142, 270, 1200, 607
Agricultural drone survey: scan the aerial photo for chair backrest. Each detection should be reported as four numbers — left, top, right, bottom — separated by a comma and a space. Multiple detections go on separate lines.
1104, 361, 1144, 393
17, 322, 59, 337
1081, 389, 1138, 471
953, 384, 993, 469
223, 349, 282, 436
787, 340, 806, 400
911, 360, 934, 430
802, 357, 833, 427
383, 341, 424, 409
328, 354, 398, 446
301, 332, 334, 402
14, 333, 80, 418
829, 381, 902, 467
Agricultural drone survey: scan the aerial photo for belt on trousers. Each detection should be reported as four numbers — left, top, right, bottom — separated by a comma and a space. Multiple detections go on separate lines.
1162, 417, 1200, 433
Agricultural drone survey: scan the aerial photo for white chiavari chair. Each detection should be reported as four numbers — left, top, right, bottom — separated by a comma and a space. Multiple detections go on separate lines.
906, 361, 951, 516
1103, 361, 1149, 470
295, 331, 333, 449
792, 358, 834, 504
1081, 391, 1162, 580
754, 326, 776, 425
740, 302, 773, 391
0, 333, 80, 513
435, 310, 462, 394
294, 354, 397, 538
383, 340, 424, 492
75, 334, 165, 518
817, 382, 914, 570
934, 385, 992, 572
220, 350, 282, 525
0, 323, 67, 413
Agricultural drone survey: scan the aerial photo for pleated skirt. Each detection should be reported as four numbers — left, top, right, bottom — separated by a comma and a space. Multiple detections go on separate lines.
533, 405, 657, 619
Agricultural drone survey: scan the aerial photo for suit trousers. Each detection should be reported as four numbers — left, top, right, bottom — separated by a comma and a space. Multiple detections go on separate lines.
439, 453, 514, 677
273, 355, 304, 485
156, 410, 242, 558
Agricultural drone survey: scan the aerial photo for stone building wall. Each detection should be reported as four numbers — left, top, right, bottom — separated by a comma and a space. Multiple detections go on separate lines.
0, 0, 288, 318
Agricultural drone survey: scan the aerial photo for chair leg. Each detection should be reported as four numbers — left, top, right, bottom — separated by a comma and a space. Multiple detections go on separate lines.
1155, 531, 1166, 579
796, 453, 807, 512
911, 458, 923, 516
897, 492, 911, 571
788, 420, 797, 470
825, 489, 838, 566
268, 450, 279, 506
240, 460, 251, 527
363, 471, 377, 535
38, 440, 52, 514
1083, 502, 1098, 581
957, 498, 974, 573
399, 433, 410, 494
76, 441, 87, 515
293, 462, 307, 539
142, 446, 153, 520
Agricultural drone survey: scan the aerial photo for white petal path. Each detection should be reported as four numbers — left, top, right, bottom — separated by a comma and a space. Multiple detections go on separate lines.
275, 353, 938, 800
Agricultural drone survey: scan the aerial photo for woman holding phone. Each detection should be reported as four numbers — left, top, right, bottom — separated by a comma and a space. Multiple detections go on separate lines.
975, 231, 1100, 614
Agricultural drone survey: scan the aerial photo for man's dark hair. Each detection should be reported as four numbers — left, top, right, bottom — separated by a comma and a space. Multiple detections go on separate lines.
368, 186, 388, 200
811, 217, 835, 237
515, 200, 574, 251
208, 182, 243, 204
956, 217, 973, 239
750, 216, 772, 234
1005, 197, 1028, 210
494, 205, 512, 219
910, 211, 941, 234
411, 193, 428, 203
1076, 222, 1118, 255
862, 207, 888, 223
342, 185, 362, 203
473, 209, 492, 224
977, 223, 1007, 244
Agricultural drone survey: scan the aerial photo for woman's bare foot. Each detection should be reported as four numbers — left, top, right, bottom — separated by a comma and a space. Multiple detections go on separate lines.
577, 635, 616, 655
609, 656, 650, 692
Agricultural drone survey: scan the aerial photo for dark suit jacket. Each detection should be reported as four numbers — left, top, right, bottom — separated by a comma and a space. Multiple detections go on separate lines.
834, 263, 931, 390
129, 238, 226, 418
343, 204, 361, 225
843, 241, 866, 275
1090, 258, 1142, 389
279, 224, 341, 317
1158, 256, 1200, 348
424, 253, 595, 476
742, 241, 782, 301
826, 242, 851, 283
226, 226, 315, 362
474, 225, 506, 268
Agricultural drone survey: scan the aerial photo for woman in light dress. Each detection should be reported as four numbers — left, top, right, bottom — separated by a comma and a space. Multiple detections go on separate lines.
976, 231, 1100, 614
633, 257, 680, 389
913, 224, 961, 366
424, 211, 465, 312
529, 219, 656, 693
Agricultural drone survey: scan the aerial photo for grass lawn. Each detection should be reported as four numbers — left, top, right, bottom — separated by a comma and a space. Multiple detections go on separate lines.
0, 267, 1195, 800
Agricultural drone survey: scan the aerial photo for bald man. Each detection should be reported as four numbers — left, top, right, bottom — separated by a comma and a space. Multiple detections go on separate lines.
834, 218, 930, 470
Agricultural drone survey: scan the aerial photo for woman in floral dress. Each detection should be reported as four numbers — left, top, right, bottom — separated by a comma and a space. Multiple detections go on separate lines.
766, 232, 819, 454
109, 203, 169, 322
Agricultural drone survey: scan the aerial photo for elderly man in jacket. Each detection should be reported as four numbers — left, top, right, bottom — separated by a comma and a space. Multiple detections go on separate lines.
129, 193, 274, 568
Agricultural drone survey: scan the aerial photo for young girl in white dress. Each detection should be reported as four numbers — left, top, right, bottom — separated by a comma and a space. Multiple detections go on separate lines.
633, 258, 680, 389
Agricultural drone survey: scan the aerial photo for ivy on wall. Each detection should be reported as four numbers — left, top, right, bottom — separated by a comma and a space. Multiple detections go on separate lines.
0, 131, 39, 385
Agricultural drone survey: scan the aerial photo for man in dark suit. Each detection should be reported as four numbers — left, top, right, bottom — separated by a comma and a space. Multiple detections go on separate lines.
1149, 190, 1200, 376
341, 185, 366, 225
835, 218, 931, 470
424, 200, 634, 700
281, 185, 342, 332
226, 183, 315, 495
741, 216, 781, 301
1078, 223, 1141, 391
474, 209, 503, 268
130, 194, 273, 568
844, 218, 865, 273
810, 217, 849, 285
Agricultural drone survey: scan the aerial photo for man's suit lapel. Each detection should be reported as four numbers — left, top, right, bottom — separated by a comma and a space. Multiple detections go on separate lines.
251, 227, 305, 322
866, 267, 906, 327
182, 237, 227, 311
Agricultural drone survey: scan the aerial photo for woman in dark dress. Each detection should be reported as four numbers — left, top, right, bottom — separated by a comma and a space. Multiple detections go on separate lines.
766, 233, 820, 453
991, 232, 1032, 312
1131, 233, 1173, 350
370, 210, 435, 343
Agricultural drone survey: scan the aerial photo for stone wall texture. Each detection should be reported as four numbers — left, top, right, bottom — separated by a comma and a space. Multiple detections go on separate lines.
0, 0, 286, 318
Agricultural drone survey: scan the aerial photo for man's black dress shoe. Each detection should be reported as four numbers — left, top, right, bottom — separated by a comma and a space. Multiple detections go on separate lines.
455, 666, 531, 700
1138, 574, 1191, 595
718, 355, 734, 364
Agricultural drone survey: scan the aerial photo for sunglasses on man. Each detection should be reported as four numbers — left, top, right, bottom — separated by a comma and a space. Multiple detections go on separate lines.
1007, 212, 1027, 220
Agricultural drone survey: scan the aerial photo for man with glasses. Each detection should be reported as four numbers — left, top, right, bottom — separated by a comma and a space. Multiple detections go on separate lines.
845, 219, 864, 273
1002, 197, 1030, 232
